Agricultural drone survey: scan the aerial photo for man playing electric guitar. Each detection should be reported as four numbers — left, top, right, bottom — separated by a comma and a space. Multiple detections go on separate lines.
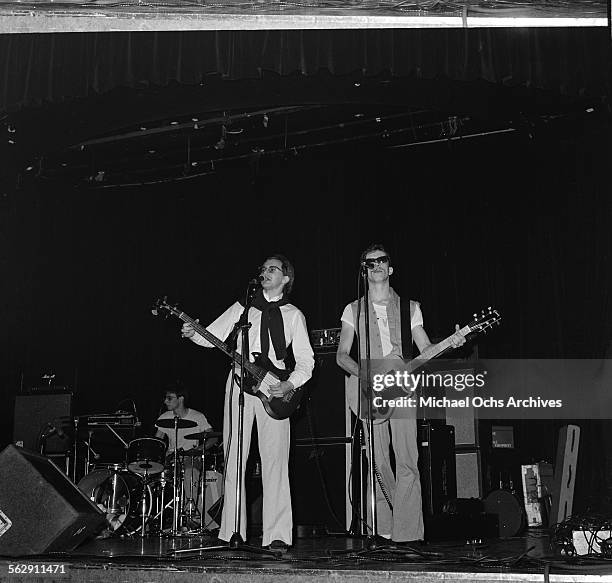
181, 254, 314, 551
336, 243, 466, 544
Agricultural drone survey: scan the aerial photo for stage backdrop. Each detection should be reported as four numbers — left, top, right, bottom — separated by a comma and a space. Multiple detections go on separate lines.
0, 28, 609, 113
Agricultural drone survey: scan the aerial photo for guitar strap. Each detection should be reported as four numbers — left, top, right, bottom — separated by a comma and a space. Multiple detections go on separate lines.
400, 299, 413, 360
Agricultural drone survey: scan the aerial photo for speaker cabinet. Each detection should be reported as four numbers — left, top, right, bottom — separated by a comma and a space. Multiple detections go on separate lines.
0, 445, 106, 556
13, 391, 72, 454
440, 367, 479, 447
82, 425, 136, 467
456, 448, 483, 498
418, 421, 457, 516
290, 352, 353, 532
292, 353, 349, 440
291, 441, 349, 534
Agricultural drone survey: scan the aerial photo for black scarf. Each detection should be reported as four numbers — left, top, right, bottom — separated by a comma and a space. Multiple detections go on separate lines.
249, 288, 290, 361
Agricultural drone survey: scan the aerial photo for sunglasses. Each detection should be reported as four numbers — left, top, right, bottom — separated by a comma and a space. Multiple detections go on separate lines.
363, 255, 390, 269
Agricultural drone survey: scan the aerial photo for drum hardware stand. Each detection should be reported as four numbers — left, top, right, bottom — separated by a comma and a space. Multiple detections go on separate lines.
172, 280, 278, 558
171, 416, 181, 536
79, 438, 100, 476
72, 417, 79, 482
182, 456, 201, 529
198, 445, 209, 533
148, 476, 174, 537
85, 430, 94, 474
140, 464, 151, 538
105, 423, 130, 449
108, 466, 122, 515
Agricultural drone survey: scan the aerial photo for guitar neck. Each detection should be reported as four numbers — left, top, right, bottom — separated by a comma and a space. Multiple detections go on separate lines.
406, 323, 471, 373
173, 309, 265, 382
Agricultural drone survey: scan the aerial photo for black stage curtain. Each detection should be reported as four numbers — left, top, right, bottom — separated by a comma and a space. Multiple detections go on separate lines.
1, 29, 611, 508
1, 126, 610, 470
1, 28, 609, 112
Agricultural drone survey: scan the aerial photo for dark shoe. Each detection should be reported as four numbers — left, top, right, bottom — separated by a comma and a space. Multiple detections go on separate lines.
268, 539, 289, 552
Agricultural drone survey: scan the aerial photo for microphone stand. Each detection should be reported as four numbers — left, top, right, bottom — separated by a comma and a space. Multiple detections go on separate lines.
360, 266, 384, 550
329, 265, 393, 561
172, 280, 278, 559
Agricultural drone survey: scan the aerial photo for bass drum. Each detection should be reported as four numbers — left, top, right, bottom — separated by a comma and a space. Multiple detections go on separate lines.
202, 470, 224, 530
483, 489, 526, 538
78, 468, 152, 535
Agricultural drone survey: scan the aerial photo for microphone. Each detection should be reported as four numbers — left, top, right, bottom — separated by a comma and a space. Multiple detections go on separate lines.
82, 440, 100, 460
249, 275, 264, 285
132, 399, 141, 427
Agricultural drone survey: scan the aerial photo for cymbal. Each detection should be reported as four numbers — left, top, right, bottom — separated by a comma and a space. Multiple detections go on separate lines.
184, 431, 222, 440
155, 418, 197, 429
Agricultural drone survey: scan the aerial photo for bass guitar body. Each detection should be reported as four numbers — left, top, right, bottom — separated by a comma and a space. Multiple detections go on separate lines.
235, 352, 303, 421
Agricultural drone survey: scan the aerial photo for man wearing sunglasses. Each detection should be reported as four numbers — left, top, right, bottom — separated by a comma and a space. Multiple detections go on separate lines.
336, 243, 465, 544
181, 255, 314, 552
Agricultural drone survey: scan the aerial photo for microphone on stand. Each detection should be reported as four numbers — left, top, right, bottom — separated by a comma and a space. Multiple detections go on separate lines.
248, 275, 264, 285
82, 440, 100, 460
132, 399, 141, 427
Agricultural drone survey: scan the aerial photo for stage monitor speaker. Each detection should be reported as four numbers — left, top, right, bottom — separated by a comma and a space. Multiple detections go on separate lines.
0, 445, 106, 556
13, 391, 72, 454
291, 441, 348, 534
418, 421, 457, 516
455, 448, 483, 498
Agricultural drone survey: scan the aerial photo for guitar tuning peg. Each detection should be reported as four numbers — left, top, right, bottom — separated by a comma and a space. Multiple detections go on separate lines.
473, 313, 477, 318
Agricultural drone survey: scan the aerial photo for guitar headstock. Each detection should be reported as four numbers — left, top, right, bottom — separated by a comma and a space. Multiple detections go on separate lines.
151, 296, 178, 318
465, 307, 501, 336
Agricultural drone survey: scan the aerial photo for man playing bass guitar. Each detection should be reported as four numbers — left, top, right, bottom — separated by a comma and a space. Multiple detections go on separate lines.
181, 254, 314, 552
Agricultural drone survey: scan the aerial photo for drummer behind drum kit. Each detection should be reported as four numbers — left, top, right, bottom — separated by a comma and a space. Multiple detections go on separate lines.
76, 417, 224, 538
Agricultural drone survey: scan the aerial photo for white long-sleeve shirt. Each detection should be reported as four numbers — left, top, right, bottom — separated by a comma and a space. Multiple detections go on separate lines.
192, 298, 314, 390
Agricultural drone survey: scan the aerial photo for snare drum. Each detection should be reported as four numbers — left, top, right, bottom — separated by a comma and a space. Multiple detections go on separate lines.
126, 437, 166, 476
78, 468, 152, 535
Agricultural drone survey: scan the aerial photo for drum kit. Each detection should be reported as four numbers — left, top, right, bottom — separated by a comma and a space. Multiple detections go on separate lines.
76, 417, 224, 538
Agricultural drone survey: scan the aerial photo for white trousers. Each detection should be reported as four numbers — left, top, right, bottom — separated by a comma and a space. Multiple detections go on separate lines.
218, 373, 292, 546
362, 415, 424, 542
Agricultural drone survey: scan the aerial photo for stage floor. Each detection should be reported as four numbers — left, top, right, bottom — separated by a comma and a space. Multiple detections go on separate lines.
0, 0, 607, 33
2, 529, 612, 583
